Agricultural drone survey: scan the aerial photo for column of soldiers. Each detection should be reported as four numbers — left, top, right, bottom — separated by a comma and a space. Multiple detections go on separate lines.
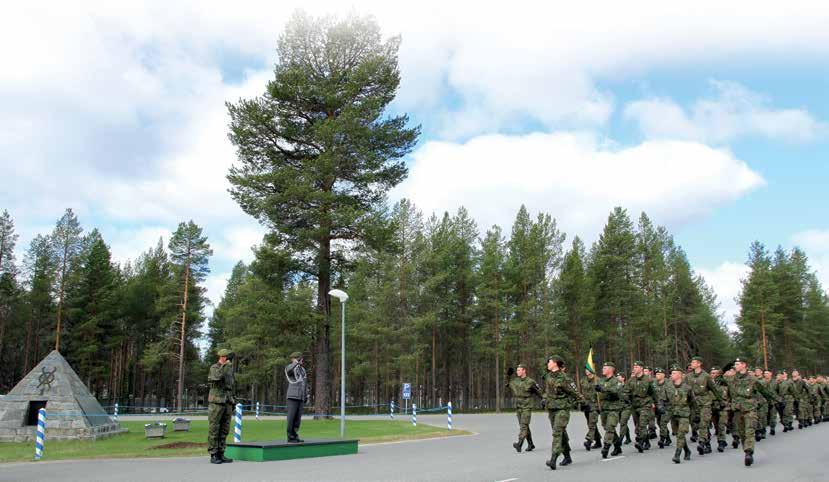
507, 354, 829, 471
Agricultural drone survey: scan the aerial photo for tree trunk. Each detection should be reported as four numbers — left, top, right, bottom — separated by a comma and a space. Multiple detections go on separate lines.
55, 244, 69, 351
176, 260, 190, 413
314, 236, 332, 418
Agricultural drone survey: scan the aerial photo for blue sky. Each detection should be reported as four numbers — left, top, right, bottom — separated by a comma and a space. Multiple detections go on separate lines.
1, 2, 828, 328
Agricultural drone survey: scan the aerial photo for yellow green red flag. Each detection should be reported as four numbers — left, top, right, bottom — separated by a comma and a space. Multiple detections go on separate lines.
585, 348, 596, 374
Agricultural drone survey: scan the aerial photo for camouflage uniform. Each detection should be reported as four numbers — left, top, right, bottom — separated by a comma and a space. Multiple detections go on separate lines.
766, 376, 779, 433
754, 374, 769, 439
666, 376, 695, 463
542, 369, 584, 463
580, 374, 602, 449
619, 382, 633, 445
726, 368, 778, 465
791, 378, 811, 426
686, 368, 722, 453
207, 357, 235, 458
627, 371, 656, 451
778, 377, 795, 430
711, 374, 730, 450
508, 374, 542, 450
651, 372, 672, 447
809, 381, 821, 422
595, 371, 625, 458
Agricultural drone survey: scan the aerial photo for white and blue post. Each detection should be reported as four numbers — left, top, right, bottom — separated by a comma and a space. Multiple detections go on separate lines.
233, 403, 243, 442
390, 400, 395, 420
447, 402, 453, 431
255, 401, 260, 421
412, 403, 417, 427
113, 402, 119, 423
34, 408, 46, 460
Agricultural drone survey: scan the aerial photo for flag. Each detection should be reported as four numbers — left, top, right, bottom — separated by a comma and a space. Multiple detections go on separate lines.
585, 348, 596, 374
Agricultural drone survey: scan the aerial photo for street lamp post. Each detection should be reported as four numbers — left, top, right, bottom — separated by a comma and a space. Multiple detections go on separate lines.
329, 289, 349, 438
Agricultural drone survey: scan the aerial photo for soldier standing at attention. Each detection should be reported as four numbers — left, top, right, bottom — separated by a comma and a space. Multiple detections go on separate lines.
207, 348, 235, 464
507, 363, 543, 452
726, 357, 780, 467
686, 355, 722, 455
763, 369, 778, 435
666, 364, 694, 464
617, 373, 633, 445
652, 367, 672, 448
285, 351, 309, 443
580, 368, 602, 451
594, 362, 625, 459
709, 366, 730, 452
778, 371, 795, 431
542, 355, 585, 470
627, 361, 656, 453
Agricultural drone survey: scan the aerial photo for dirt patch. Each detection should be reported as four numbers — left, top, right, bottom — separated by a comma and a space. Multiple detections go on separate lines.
150, 442, 208, 450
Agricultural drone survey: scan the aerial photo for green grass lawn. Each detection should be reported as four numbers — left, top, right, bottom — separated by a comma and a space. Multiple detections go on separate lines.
0, 419, 467, 463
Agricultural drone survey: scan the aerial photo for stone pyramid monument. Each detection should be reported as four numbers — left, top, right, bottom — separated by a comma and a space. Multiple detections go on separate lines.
0, 350, 124, 442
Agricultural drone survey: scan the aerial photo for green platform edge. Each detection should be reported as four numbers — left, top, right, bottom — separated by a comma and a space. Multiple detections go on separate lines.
224, 440, 359, 462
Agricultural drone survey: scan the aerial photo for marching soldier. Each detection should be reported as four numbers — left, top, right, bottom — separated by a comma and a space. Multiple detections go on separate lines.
666, 364, 694, 464
207, 348, 235, 464
763, 369, 779, 435
752, 367, 768, 441
627, 361, 656, 452
726, 357, 781, 467
542, 355, 585, 470
791, 370, 811, 428
644, 366, 658, 441
710, 366, 730, 452
580, 368, 602, 451
595, 362, 625, 459
617, 373, 633, 445
778, 370, 795, 431
507, 363, 543, 452
651, 367, 672, 448
808, 376, 821, 424
686, 356, 723, 455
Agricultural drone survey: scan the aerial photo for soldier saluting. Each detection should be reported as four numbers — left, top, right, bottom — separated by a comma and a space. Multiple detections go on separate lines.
207, 348, 235, 464
285, 351, 310, 443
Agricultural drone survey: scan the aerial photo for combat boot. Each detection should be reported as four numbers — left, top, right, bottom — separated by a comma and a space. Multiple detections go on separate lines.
512, 437, 524, 453
611, 441, 623, 456
769, 427, 775, 436
644, 439, 651, 450
210, 453, 223, 464
560, 451, 572, 466
601, 442, 611, 459
635, 438, 643, 453
525, 434, 535, 452
717, 440, 727, 452
584, 440, 592, 451
732, 437, 740, 449
744, 450, 754, 467
704, 441, 712, 454
624, 432, 632, 445
672, 447, 682, 464
592, 440, 602, 449
665, 434, 672, 446
649, 429, 657, 440
545, 454, 558, 470
683, 444, 691, 461
658, 437, 665, 449
219, 452, 233, 463
697, 443, 705, 456
690, 431, 698, 443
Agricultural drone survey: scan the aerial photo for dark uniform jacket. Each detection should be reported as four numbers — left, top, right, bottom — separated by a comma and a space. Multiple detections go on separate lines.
285, 361, 309, 401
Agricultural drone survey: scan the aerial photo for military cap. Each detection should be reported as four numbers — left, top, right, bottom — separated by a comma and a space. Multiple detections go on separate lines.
691, 356, 703, 362
670, 364, 683, 372
654, 367, 664, 374
289, 351, 303, 359
733, 357, 748, 364
603, 361, 615, 368
644, 366, 652, 371
547, 355, 565, 365
633, 360, 644, 367
710, 366, 721, 372
217, 348, 232, 357
516, 363, 527, 369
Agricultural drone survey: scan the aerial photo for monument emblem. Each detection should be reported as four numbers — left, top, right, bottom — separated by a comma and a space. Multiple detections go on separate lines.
37, 366, 57, 395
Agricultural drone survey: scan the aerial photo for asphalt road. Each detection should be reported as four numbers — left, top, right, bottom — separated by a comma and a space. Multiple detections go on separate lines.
2, 413, 827, 482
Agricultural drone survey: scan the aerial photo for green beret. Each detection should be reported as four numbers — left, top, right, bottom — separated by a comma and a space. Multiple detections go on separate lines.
548, 355, 564, 366
603, 361, 615, 368
217, 348, 232, 357
633, 360, 644, 367
289, 351, 303, 359
670, 364, 683, 372
644, 366, 652, 371
691, 356, 703, 363
516, 363, 527, 370
654, 367, 664, 374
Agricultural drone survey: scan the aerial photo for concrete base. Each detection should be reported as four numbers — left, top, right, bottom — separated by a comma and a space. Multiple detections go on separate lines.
225, 439, 358, 462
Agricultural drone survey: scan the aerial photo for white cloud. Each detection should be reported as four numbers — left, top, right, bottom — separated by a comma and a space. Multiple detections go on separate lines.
394, 131, 764, 239
791, 229, 829, 289
697, 262, 750, 330
625, 80, 827, 143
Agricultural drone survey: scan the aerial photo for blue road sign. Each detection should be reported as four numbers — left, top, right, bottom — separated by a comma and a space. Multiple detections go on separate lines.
403, 383, 412, 400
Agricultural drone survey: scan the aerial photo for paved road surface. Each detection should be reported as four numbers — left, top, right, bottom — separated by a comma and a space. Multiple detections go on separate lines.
2, 413, 827, 481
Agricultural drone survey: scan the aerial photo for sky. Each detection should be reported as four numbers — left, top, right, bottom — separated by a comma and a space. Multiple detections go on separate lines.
2, 1, 828, 330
